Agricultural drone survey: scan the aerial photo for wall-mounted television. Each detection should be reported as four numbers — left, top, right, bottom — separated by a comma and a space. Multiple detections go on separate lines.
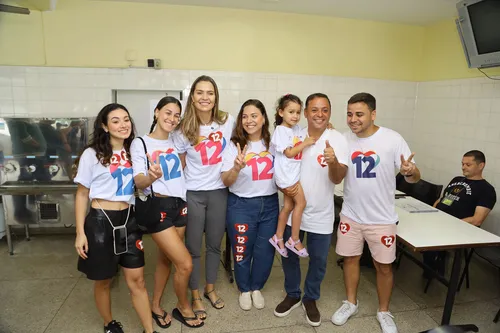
455, 0, 500, 69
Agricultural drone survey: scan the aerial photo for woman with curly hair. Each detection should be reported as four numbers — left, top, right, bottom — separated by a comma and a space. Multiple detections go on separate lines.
73, 103, 158, 333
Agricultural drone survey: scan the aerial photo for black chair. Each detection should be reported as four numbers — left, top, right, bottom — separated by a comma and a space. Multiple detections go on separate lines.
419, 324, 478, 333
395, 174, 443, 206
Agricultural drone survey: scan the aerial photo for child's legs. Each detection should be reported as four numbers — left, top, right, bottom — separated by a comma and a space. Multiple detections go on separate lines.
290, 183, 306, 242
276, 192, 294, 238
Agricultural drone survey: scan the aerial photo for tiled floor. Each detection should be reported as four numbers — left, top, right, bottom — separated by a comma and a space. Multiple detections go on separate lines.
1, 233, 499, 333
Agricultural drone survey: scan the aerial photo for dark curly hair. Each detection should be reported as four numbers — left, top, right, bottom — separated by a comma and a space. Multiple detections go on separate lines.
74, 103, 136, 172
274, 94, 303, 127
231, 99, 271, 150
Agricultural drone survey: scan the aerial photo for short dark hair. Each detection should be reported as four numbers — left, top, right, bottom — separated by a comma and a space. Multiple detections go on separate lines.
464, 150, 486, 164
305, 93, 331, 109
348, 92, 376, 111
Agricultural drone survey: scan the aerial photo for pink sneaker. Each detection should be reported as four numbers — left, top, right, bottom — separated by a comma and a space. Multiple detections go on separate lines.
285, 237, 309, 258
269, 235, 288, 258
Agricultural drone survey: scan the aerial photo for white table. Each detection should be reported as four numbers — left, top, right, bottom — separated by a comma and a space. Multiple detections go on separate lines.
334, 184, 500, 325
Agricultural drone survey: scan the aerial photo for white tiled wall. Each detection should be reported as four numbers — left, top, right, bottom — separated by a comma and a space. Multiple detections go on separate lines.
414, 78, 500, 230
1, 65, 499, 228
0, 66, 418, 146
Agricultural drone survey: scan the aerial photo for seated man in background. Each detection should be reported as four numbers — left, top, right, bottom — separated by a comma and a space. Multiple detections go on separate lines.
424, 150, 497, 276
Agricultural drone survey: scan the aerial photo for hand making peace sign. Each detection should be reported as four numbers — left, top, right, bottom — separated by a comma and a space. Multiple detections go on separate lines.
233, 143, 248, 172
147, 153, 163, 181
400, 153, 416, 176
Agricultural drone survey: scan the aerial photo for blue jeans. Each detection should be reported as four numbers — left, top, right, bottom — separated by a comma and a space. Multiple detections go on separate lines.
281, 225, 332, 301
226, 192, 279, 292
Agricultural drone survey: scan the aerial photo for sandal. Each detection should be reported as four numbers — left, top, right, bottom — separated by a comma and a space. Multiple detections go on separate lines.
285, 237, 309, 257
151, 310, 171, 329
172, 308, 204, 328
191, 297, 207, 320
203, 289, 225, 309
269, 234, 288, 257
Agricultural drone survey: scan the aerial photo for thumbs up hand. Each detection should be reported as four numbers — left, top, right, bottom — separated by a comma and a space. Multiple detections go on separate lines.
324, 140, 337, 165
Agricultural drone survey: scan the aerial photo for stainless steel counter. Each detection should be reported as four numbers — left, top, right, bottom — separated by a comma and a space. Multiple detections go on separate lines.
0, 116, 91, 255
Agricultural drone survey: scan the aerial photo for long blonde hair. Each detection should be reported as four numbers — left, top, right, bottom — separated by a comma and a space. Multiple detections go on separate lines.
178, 75, 228, 145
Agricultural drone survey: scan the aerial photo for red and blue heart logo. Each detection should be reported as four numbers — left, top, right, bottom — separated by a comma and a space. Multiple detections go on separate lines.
351, 151, 380, 167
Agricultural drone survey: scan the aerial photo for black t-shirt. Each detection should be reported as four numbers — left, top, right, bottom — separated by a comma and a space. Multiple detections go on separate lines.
436, 176, 497, 219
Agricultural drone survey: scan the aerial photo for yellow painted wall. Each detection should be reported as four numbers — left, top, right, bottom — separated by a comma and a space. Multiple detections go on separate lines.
1, 0, 424, 81
419, 19, 500, 81
0, 7, 45, 66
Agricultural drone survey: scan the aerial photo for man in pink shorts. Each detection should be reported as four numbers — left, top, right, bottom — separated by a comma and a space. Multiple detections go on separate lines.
332, 93, 421, 333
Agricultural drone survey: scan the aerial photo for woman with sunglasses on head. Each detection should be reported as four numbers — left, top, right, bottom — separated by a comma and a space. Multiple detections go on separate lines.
130, 96, 203, 329
74, 103, 158, 333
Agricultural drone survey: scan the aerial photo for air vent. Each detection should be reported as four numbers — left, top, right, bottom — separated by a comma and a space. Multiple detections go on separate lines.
37, 202, 60, 223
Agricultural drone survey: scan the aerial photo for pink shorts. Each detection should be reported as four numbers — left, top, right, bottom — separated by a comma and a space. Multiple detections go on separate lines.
335, 214, 397, 264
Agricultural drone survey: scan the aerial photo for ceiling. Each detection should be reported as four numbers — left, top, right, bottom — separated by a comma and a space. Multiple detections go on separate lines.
105, 0, 460, 25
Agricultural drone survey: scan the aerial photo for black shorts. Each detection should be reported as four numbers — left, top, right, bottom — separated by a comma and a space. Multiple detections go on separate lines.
135, 196, 187, 234
78, 207, 145, 281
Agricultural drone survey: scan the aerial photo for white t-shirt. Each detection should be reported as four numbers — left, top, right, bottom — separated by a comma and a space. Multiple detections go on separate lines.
287, 128, 349, 234
271, 124, 304, 189
130, 135, 187, 201
74, 147, 135, 204
172, 114, 235, 191
221, 140, 277, 198
341, 127, 413, 225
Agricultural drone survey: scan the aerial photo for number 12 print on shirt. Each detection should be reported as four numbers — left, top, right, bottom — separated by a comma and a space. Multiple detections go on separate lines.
110, 151, 134, 196
195, 131, 226, 166
351, 151, 380, 179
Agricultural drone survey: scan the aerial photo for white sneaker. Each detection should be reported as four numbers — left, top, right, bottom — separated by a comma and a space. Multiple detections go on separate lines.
377, 311, 398, 333
251, 290, 265, 309
239, 292, 252, 311
331, 300, 359, 325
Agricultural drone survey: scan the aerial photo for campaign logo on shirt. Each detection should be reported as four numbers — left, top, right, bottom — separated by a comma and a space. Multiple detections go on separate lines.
292, 136, 303, 160
195, 131, 227, 166
109, 151, 134, 196
245, 151, 274, 181
151, 148, 182, 181
317, 154, 328, 167
351, 151, 380, 179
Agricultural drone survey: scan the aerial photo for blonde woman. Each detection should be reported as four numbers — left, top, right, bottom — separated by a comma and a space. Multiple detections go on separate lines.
172, 75, 235, 320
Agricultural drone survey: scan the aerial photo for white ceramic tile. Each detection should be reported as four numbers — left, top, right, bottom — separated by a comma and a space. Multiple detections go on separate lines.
25, 74, 40, 87
0, 77, 11, 86
12, 87, 27, 101
0, 100, 15, 115
0, 87, 13, 100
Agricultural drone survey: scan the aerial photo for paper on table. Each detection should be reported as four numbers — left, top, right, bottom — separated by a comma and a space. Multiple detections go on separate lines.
395, 198, 439, 213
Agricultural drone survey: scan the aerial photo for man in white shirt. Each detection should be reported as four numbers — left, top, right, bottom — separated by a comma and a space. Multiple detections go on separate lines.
273, 93, 349, 327
331, 93, 420, 333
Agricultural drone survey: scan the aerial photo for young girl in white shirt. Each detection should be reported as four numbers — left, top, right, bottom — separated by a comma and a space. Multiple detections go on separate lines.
130, 96, 203, 329
269, 94, 316, 258
73, 104, 158, 333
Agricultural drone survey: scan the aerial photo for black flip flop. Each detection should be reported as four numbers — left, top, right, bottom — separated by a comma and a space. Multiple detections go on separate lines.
172, 308, 204, 328
152, 310, 171, 329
